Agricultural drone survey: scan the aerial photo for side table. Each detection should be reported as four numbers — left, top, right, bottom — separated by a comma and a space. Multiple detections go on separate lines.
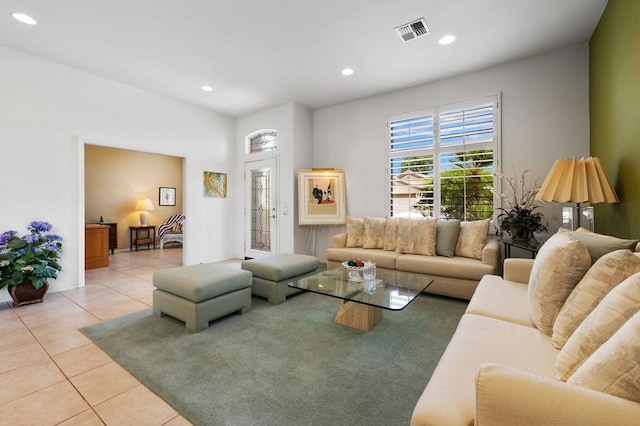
98, 222, 117, 254
130, 225, 156, 251
500, 238, 541, 259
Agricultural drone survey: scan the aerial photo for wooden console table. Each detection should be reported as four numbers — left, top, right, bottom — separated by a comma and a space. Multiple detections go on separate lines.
85, 224, 109, 269
130, 225, 156, 251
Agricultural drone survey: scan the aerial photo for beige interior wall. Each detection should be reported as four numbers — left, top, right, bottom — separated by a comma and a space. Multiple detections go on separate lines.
85, 144, 183, 250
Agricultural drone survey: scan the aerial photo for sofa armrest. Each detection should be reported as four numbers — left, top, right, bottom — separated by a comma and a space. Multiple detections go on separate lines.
330, 233, 347, 248
502, 258, 534, 284
481, 237, 500, 272
475, 364, 640, 426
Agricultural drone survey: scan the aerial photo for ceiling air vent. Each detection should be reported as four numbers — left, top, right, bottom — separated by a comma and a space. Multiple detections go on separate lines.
395, 18, 429, 43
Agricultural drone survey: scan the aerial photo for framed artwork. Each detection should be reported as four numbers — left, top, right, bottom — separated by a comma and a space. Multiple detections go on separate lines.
159, 187, 176, 206
203, 171, 227, 198
297, 169, 346, 225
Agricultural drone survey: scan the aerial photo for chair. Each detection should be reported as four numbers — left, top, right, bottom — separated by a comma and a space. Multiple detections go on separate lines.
157, 213, 184, 249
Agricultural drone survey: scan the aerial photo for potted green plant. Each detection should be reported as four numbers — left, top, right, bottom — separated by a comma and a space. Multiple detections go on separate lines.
0, 221, 63, 306
494, 169, 548, 241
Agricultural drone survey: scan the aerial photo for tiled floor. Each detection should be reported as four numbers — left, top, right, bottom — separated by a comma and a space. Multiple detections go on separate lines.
0, 247, 239, 426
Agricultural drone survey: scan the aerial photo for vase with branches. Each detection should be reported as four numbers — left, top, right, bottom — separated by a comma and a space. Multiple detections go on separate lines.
494, 169, 547, 241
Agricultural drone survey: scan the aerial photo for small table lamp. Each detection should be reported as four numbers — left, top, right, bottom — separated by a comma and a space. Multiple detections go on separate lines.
535, 157, 619, 230
135, 198, 155, 226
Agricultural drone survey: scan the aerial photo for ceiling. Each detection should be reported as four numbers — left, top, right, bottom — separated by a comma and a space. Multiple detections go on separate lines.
0, 0, 608, 117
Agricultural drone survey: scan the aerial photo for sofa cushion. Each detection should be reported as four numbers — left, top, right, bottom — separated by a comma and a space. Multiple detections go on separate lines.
455, 219, 489, 260
383, 217, 398, 251
556, 272, 640, 381
568, 311, 640, 403
396, 254, 494, 281
466, 274, 534, 327
436, 219, 461, 257
411, 313, 559, 426
345, 216, 364, 247
362, 217, 385, 249
552, 249, 640, 349
527, 230, 591, 335
569, 227, 638, 264
325, 248, 400, 270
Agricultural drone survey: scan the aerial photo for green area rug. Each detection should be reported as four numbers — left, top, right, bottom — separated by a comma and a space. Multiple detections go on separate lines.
80, 292, 467, 426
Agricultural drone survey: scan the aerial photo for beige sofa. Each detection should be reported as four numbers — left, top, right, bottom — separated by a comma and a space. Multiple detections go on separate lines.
326, 217, 500, 300
411, 229, 640, 425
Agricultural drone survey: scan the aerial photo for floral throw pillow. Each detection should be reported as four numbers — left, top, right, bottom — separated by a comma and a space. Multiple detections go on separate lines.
362, 217, 385, 249
454, 219, 490, 260
383, 217, 398, 251
567, 311, 640, 403
345, 216, 364, 248
552, 249, 640, 349
527, 230, 591, 335
556, 272, 640, 381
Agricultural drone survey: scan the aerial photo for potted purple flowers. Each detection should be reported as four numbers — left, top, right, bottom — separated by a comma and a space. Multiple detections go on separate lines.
0, 221, 63, 306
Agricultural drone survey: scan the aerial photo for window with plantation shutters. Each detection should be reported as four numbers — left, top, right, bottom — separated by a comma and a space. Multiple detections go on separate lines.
389, 94, 500, 220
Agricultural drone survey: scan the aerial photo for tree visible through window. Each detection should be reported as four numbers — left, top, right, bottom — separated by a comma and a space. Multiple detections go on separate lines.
389, 95, 500, 220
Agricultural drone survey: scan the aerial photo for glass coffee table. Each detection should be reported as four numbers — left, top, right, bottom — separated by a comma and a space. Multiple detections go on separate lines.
288, 266, 434, 332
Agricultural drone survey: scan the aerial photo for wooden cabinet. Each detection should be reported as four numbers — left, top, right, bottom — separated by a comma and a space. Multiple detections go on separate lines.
130, 226, 156, 251
98, 222, 117, 254
85, 224, 109, 269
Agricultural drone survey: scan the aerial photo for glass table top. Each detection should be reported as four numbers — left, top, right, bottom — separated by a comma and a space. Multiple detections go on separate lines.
288, 266, 434, 311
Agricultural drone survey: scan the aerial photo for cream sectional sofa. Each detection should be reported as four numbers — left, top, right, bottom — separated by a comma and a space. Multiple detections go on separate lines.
326, 217, 500, 300
411, 228, 640, 425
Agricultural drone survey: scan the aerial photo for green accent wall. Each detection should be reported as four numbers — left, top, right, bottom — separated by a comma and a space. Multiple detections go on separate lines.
590, 0, 640, 238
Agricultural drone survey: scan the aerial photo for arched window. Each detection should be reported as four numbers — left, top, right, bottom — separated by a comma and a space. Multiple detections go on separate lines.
247, 129, 277, 154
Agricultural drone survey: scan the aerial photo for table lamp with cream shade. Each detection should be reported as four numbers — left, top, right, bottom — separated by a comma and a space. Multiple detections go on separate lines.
535, 157, 619, 230
135, 198, 155, 226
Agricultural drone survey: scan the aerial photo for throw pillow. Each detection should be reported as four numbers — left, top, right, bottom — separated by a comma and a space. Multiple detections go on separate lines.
436, 219, 461, 257
527, 230, 591, 335
396, 218, 418, 254
454, 219, 490, 260
383, 217, 398, 251
413, 218, 437, 256
567, 311, 640, 403
569, 227, 638, 264
556, 272, 640, 381
362, 217, 385, 249
345, 216, 364, 248
552, 249, 640, 349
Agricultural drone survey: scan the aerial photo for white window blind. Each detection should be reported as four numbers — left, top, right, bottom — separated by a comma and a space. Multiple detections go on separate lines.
389, 94, 500, 220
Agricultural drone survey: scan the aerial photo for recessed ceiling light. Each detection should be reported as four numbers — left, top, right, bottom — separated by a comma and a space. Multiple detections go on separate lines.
12, 12, 37, 25
438, 35, 456, 45
201, 85, 213, 92
341, 68, 354, 76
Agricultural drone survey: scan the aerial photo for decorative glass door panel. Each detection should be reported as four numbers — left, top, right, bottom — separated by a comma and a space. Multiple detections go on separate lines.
245, 159, 277, 258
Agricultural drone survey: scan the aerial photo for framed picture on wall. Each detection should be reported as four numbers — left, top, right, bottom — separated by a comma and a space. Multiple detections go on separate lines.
159, 187, 176, 206
297, 169, 346, 225
203, 171, 227, 198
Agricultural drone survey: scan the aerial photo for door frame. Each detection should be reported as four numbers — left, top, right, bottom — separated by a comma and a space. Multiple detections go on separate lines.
244, 157, 278, 259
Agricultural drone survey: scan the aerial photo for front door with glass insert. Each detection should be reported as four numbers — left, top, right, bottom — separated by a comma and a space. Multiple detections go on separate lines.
244, 159, 277, 258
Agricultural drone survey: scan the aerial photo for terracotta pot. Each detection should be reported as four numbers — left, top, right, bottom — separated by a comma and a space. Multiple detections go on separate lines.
9, 280, 49, 307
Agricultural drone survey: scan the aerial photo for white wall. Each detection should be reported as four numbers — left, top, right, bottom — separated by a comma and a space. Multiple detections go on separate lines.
0, 46, 236, 302
234, 102, 314, 259
312, 44, 591, 261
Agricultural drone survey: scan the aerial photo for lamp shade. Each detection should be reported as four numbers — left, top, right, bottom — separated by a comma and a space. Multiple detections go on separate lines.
535, 157, 619, 204
135, 198, 155, 211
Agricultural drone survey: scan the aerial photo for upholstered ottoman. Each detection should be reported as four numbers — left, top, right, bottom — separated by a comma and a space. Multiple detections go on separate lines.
241, 253, 319, 304
152, 263, 252, 332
